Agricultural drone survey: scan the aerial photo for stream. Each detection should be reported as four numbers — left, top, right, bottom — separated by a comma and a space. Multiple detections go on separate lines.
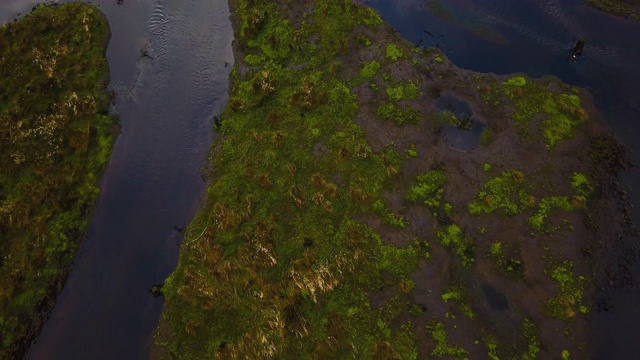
1, 0, 233, 358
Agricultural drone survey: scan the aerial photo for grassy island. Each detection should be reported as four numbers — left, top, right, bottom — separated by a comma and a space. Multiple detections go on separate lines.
154, 0, 631, 359
0, 4, 113, 357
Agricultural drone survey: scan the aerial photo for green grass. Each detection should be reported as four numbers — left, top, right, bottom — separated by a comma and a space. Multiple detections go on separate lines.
468, 170, 532, 216
385, 43, 405, 61
570, 172, 593, 196
437, 224, 475, 268
377, 103, 421, 125
544, 260, 588, 320
407, 170, 447, 208
359, 60, 381, 79
427, 319, 469, 359
527, 196, 579, 232
0, 4, 113, 356
502, 76, 587, 147
521, 319, 540, 360
386, 81, 419, 101
441, 287, 474, 319
406, 144, 419, 158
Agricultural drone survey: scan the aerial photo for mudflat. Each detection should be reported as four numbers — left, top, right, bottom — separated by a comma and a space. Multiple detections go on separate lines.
153, 0, 635, 359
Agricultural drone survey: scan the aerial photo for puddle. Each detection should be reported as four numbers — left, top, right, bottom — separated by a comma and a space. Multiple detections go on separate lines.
481, 282, 509, 311
435, 95, 485, 150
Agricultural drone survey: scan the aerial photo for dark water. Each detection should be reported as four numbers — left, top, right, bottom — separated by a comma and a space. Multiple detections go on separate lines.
367, 0, 640, 358
1, 0, 233, 358
481, 282, 509, 311
435, 96, 485, 150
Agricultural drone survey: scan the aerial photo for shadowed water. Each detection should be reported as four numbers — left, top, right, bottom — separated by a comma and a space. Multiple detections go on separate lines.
1, 0, 233, 358
435, 96, 485, 150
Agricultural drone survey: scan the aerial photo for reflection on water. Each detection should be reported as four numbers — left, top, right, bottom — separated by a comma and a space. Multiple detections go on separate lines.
367, 0, 640, 358
2, 0, 233, 358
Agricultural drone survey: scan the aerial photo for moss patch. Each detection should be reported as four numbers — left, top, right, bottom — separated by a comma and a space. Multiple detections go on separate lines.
503, 76, 587, 148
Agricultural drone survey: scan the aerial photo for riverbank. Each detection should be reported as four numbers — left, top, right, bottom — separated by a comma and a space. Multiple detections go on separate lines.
153, 0, 634, 358
0, 4, 114, 358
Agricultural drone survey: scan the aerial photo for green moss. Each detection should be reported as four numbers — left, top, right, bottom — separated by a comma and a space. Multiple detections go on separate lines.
385, 43, 405, 61
437, 224, 475, 268
527, 196, 578, 232
373, 199, 409, 228
406, 144, 419, 158
356, 34, 372, 47
428, 320, 469, 359
434, 110, 459, 127
570, 172, 593, 197
407, 170, 447, 208
542, 94, 586, 147
490, 242, 503, 257
360, 60, 381, 79
386, 81, 419, 101
488, 241, 524, 278
486, 337, 500, 360
503, 77, 587, 147
545, 260, 588, 320
468, 170, 530, 216
521, 319, 540, 360
477, 79, 502, 107
441, 286, 474, 319
0, 4, 113, 357
503, 76, 527, 88
377, 103, 421, 125
435, 56, 444, 63
562, 349, 572, 360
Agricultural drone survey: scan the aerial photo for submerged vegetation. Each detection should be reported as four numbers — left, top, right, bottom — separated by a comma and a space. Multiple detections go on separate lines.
0, 3, 113, 357
583, 0, 640, 20
154, 0, 631, 359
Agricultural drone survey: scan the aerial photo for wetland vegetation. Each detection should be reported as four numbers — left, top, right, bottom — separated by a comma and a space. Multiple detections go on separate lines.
0, 3, 113, 357
154, 0, 632, 359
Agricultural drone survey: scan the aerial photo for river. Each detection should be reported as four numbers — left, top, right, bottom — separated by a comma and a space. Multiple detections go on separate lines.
366, 1, 640, 359
1, 0, 233, 358
2, 0, 639, 358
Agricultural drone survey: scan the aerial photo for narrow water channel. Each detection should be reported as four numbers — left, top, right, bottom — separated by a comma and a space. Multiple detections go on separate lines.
2, 0, 233, 358
366, 0, 640, 358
